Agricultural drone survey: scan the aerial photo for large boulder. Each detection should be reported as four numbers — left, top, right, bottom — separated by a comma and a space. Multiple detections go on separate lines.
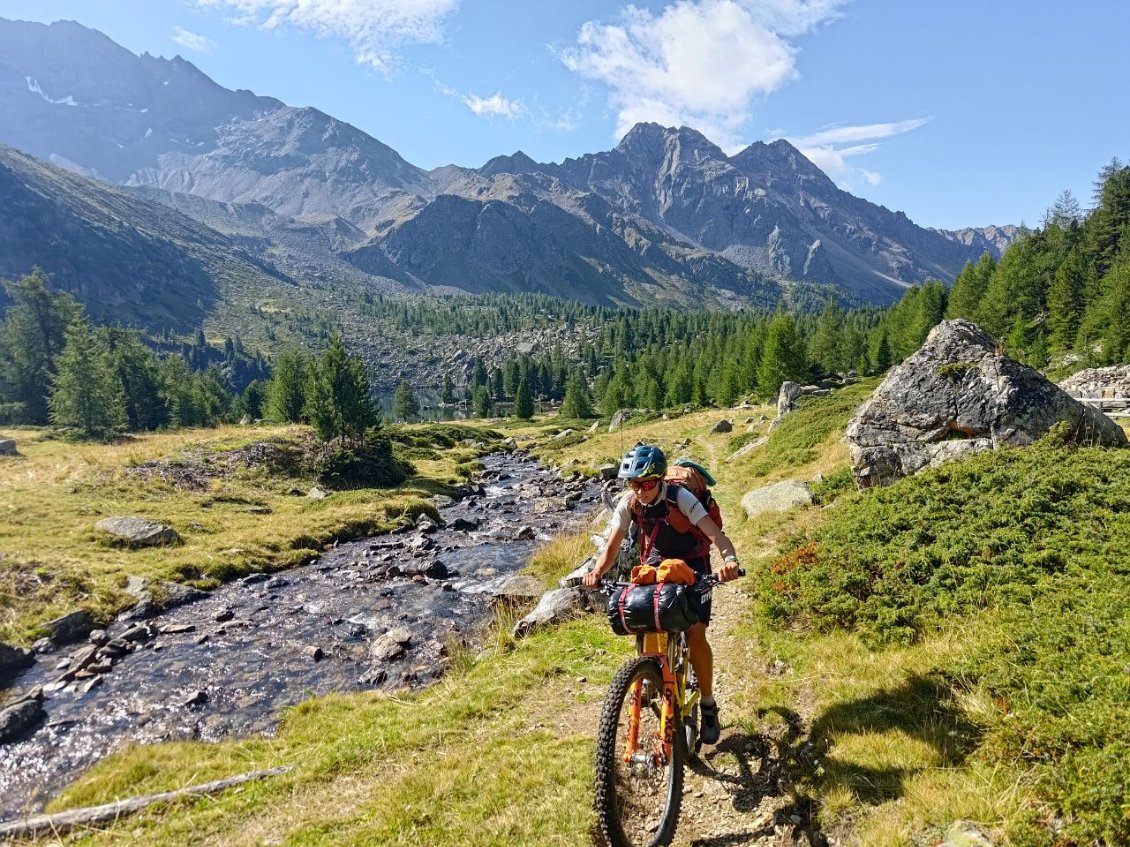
846, 319, 1127, 488
740, 480, 813, 519
513, 587, 594, 639
95, 517, 180, 547
43, 610, 94, 645
0, 439, 17, 456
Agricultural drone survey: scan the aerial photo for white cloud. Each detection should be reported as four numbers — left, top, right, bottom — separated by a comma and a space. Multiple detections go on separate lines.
171, 26, 215, 52
462, 91, 525, 119
785, 119, 930, 188
195, 0, 460, 74
558, 0, 850, 151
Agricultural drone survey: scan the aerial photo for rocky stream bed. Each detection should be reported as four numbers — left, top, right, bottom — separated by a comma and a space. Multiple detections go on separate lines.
0, 453, 601, 821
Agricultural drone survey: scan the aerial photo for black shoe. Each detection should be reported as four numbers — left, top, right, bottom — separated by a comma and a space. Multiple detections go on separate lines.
700, 700, 720, 745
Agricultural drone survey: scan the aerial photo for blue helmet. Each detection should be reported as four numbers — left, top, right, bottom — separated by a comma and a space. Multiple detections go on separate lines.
618, 444, 667, 480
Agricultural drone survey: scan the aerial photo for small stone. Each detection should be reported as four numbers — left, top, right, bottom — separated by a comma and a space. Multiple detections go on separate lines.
304, 646, 325, 662
214, 609, 235, 623
88, 630, 108, 646
180, 690, 208, 708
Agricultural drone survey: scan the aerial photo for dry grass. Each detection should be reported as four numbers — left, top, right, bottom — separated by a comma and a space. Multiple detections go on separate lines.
0, 424, 482, 643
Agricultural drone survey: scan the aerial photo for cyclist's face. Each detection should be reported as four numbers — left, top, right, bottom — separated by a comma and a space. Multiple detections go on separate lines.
629, 477, 662, 504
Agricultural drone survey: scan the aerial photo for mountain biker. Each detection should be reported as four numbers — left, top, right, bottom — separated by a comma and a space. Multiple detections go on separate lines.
583, 444, 741, 745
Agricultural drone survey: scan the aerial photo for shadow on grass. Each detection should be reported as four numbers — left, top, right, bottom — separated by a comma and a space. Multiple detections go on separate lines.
805, 673, 983, 805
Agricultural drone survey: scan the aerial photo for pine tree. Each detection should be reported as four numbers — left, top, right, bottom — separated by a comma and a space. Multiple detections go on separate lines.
265, 349, 309, 423
471, 384, 493, 417
757, 313, 807, 397
304, 334, 379, 445
515, 376, 534, 419
240, 380, 265, 421
0, 269, 83, 424
560, 370, 593, 418
102, 328, 169, 431
392, 380, 419, 422
48, 319, 126, 438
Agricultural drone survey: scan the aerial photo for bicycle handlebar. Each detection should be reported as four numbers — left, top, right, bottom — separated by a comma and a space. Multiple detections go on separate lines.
563, 568, 745, 590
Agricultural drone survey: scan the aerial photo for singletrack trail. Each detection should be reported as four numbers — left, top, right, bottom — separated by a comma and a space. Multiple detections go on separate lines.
671, 435, 829, 846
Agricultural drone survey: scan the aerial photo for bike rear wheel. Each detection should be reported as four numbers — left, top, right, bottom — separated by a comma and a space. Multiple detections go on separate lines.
594, 655, 686, 847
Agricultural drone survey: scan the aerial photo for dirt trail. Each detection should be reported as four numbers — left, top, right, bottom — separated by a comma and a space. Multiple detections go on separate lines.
672, 434, 828, 847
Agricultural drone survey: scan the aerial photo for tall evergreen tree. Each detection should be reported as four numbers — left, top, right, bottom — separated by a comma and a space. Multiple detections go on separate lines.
48, 319, 126, 438
560, 370, 594, 418
0, 269, 83, 424
757, 313, 807, 397
265, 349, 309, 423
514, 376, 534, 419
471, 384, 493, 417
392, 380, 420, 422
304, 334, 379, 445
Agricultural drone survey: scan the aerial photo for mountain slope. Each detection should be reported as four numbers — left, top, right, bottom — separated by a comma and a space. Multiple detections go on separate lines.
0, 145, 294, 332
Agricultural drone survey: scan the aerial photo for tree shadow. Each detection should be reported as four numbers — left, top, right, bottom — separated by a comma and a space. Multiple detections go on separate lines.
788, 673, 983, 806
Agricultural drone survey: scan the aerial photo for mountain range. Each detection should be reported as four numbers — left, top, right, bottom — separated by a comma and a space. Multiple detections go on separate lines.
0, 17, 1018, 328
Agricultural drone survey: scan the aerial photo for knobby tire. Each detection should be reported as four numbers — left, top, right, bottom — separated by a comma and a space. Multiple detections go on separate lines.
594, 655, 686, 847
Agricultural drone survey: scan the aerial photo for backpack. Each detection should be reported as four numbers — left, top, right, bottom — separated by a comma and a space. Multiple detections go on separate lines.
630, 458, 724, 560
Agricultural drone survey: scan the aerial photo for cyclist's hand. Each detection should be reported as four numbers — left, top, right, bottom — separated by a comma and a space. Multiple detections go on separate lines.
718, 559, 742, 582
581, 569, 603, 588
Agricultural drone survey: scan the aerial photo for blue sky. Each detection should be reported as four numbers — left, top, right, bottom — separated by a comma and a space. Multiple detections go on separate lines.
3, 0, 1128, 230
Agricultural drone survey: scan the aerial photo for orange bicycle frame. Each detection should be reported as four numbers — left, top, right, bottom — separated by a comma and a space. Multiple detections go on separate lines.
622, 632, 681, 765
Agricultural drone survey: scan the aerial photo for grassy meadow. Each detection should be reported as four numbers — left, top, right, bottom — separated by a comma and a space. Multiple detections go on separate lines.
2, 390, 1128, 846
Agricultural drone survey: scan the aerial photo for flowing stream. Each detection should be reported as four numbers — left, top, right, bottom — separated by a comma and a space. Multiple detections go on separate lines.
0, 453, 600, 821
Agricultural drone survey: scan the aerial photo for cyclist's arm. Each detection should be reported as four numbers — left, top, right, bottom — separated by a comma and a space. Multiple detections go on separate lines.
674, 489, 741, 580
584, 524, 627, 587
582, 493, 632, 587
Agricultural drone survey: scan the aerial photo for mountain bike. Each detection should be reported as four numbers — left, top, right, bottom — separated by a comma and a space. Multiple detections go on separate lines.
589, 571, 741, 847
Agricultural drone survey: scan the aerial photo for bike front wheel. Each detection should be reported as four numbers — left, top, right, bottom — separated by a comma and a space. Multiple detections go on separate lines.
594, 655, 686, 847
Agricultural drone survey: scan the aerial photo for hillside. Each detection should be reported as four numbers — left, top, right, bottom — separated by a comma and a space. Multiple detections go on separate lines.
0, 145, 294, 335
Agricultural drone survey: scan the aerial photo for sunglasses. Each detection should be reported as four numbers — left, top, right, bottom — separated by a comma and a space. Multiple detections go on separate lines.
628, 478, 660, 493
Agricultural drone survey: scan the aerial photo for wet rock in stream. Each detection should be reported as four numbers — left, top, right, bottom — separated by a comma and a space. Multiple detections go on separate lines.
0, 452, 600, 821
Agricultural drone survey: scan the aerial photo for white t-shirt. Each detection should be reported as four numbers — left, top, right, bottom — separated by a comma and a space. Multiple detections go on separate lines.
608, 482, 709, 536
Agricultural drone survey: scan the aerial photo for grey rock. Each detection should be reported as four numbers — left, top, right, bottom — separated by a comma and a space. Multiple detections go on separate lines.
370, 627, 413, 662
449, 516, 481, 532
0, 699, 46, 743
307, 487, 328, 500
0, 642, 35, 684
513, 588, 592, 639
0, 439, 16, 456
120, 576, 208, 620
846, 319, 1127, 488
491, 575, 545, 607
95, 517, 180, 547
608, 410, 630, 433
44, 610, 94, 645
740, 480, 814, 519
553, 428, 576, 440
415, 516, 439, 534
424, 560, 449, 580
598, 463, 619, 481
710, 419, 733, 433
180, 690, 209, 708
516, 525, 537, 540
727, 436, 768, 462
937, 820, 994, 847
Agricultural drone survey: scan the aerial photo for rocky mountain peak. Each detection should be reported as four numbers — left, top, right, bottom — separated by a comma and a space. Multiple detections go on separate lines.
478, 150, 541, 177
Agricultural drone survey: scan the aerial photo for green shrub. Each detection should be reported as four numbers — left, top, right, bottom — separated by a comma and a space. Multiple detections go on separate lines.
315, 436, 415, 489
810, 466, 854, 504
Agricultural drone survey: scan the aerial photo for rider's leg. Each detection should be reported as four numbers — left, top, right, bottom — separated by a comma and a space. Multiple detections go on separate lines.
686, 622, 713, 699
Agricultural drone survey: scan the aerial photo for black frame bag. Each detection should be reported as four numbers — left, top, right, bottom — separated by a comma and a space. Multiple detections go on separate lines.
607, 582, 701, 635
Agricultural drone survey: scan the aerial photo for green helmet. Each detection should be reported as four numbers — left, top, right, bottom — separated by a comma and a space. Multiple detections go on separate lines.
618, 444, 667, 480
